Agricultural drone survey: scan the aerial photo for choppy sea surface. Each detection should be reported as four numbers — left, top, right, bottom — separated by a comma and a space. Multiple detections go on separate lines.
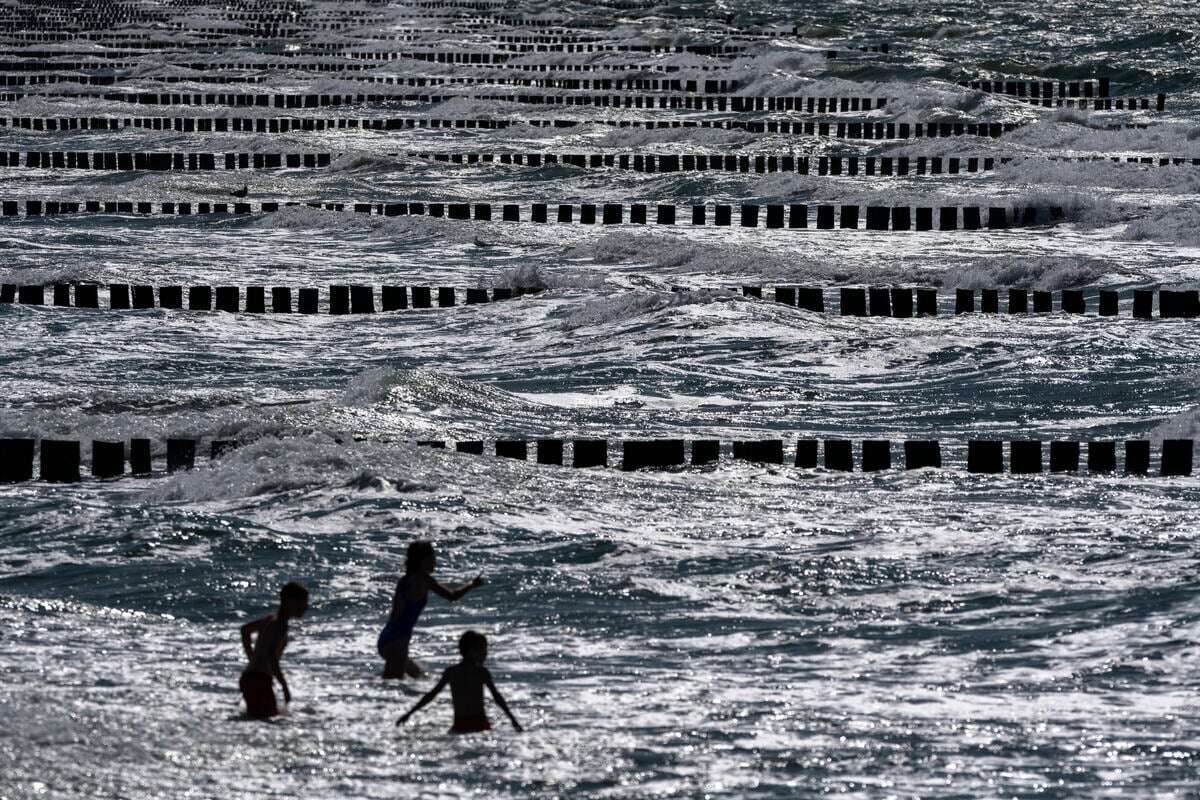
3, 0, 1200, 797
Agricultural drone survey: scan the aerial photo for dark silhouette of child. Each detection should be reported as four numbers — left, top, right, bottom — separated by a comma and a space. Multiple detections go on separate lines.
396, 631, 522, 734
378, 540, 483, 680
239, 581, 309, 718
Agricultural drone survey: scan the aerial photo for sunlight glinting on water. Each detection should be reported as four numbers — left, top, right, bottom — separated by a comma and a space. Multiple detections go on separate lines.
2, 0, 1200, 796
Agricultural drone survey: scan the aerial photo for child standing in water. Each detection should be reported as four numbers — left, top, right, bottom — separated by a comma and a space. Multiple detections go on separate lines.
239, 581, 309, 719
378, 541, 484, 679
396, 631, 522, 734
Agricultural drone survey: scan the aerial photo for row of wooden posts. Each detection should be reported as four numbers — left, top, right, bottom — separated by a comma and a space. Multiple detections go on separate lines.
5, 285, 1200, 319
2, 437, 1194, 482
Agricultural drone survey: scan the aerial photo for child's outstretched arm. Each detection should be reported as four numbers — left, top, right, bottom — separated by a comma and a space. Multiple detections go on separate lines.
429, 575, 485, 602
396, 670, 450, 726
484, 670, 523, 732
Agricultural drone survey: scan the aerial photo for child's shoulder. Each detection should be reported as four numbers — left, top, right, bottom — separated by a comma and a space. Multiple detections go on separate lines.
448, 661, 487, 678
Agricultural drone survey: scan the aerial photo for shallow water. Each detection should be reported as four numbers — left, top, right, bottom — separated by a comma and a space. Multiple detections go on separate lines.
2, 0, 1200, 798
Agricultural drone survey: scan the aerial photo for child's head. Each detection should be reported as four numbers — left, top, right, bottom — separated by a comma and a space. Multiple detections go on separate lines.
280, 581, 309, 618
405, 540, 436, 575
459, 630, 487, 664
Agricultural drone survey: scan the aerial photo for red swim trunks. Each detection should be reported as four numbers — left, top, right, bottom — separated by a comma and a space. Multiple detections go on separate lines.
239, 671, 279, 719
450, 716, 492, 734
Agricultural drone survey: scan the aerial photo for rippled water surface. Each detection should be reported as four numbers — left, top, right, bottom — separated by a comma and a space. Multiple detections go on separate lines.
2, 0, 1200, 797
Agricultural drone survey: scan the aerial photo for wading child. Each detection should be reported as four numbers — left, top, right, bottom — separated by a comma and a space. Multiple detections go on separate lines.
396, 631, 522, 734
378, 540, 484, 680
239, 581, 309, 719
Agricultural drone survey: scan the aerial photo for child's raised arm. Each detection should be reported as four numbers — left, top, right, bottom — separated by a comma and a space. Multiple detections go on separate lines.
484, 669, 523, 732
429, 575, 484, 603
396, 670, 451, 726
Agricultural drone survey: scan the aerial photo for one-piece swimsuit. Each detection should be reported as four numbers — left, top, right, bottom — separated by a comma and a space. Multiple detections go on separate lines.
377, 575, 426, 657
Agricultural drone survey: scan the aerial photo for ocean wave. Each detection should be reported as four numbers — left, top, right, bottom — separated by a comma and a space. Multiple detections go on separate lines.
0, 403, 304, 449
997, 156, 1200, 192
573, 230, 842, 281
550, 288, 743, 331
0, 263, 106, 286
492, 263, 607, 290
940, 257, 1111, 290
591, 126, 754, 148
1119, 205, 1200, 246
138, 433, 436, 502
243, 205, 499, 245
337, 366, 527, 417
1150, 407, 1200, 442
1008, 118, 1200, 152
741, 176, 1126, 225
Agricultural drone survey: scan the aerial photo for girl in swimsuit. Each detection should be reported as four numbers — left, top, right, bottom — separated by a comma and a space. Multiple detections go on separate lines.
379, 540, 484, 680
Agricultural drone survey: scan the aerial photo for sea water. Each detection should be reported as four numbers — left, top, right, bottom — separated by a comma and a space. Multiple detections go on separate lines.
2, 0, 1200, 796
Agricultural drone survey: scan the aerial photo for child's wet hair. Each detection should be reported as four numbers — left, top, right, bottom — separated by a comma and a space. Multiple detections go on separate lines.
405, 540, 435, 573
459, 630, 487, 658
280, 581, 308, 605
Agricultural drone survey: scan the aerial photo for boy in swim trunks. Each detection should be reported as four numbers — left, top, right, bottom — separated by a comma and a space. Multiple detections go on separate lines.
395, 631, 522, 734
239, 581, 309, 719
